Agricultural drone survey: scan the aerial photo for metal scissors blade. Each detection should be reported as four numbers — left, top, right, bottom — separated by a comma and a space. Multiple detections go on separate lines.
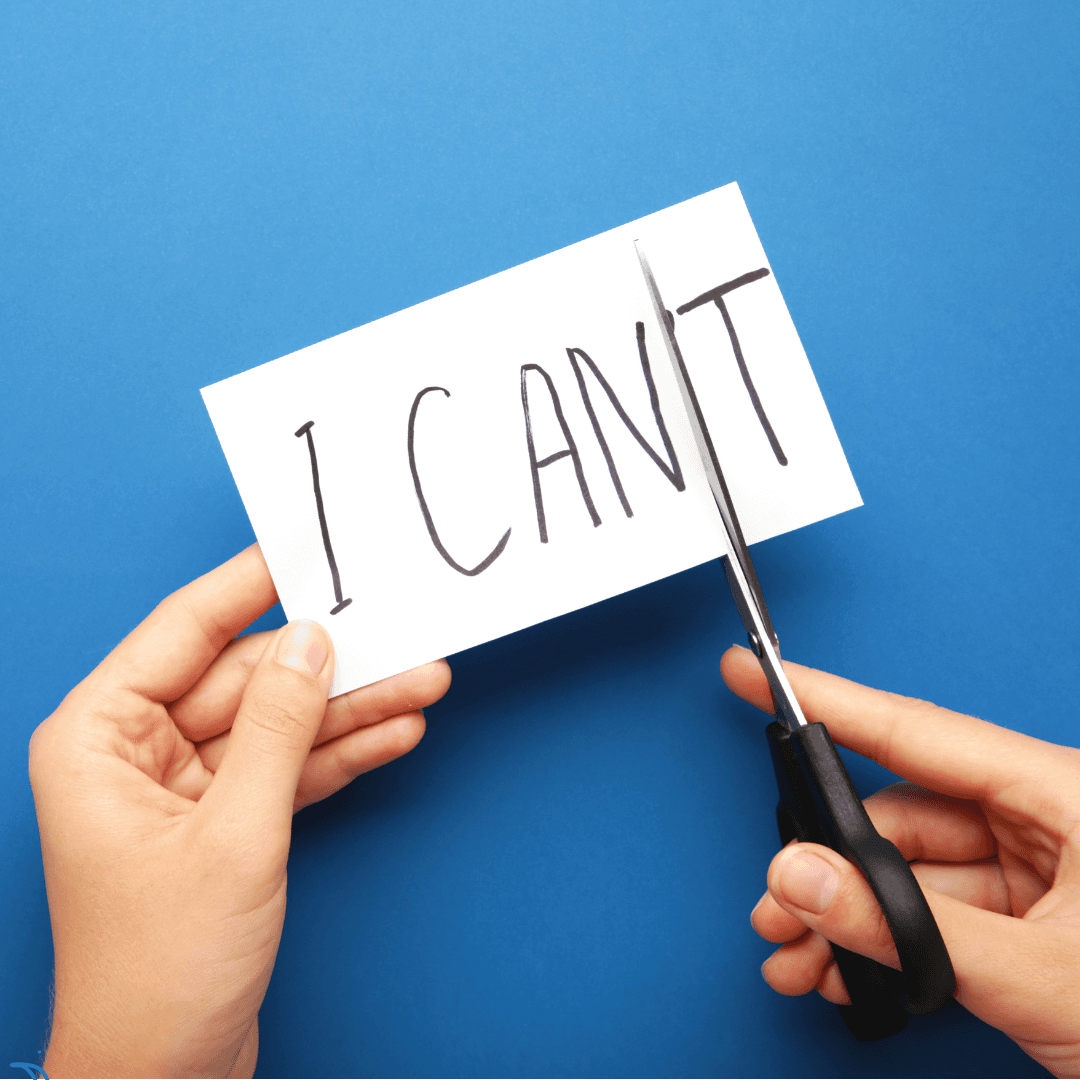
634, 241, 808, 732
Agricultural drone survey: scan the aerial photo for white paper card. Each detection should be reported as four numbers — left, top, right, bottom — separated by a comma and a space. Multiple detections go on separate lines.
202, 183, 861, 696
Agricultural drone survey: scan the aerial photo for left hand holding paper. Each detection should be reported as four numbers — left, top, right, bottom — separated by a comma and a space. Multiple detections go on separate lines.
32, 545, 449, 1079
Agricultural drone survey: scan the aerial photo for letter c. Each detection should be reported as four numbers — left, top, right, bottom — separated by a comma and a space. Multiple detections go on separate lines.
407, 386, 511, 576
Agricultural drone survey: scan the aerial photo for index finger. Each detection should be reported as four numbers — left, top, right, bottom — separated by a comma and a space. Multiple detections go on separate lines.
720, 645, 1078, 811
93, 544, 278, 703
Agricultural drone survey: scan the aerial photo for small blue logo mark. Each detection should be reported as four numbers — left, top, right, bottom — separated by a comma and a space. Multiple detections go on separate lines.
10, 1064, 48, 1080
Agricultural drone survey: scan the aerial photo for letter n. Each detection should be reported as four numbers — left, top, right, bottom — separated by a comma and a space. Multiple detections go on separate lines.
566, 321, 685, 518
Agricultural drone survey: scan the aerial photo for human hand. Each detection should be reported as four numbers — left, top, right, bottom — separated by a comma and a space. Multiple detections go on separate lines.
721, 644, 1080, 1078
31, 545, 451, 1078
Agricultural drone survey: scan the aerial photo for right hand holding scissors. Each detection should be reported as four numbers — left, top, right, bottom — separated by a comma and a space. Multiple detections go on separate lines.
723, 644, 1080, 1079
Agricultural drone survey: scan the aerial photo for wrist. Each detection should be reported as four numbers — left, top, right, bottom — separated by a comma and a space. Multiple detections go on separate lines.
43, 1016, 175, 1079
44, 992, 259, 1079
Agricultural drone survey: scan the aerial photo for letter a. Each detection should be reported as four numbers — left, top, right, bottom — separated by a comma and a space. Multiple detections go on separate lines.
520, 364, 601, 543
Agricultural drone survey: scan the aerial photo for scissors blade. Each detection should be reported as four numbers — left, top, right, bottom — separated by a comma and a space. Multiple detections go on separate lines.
634, 241, 807, 731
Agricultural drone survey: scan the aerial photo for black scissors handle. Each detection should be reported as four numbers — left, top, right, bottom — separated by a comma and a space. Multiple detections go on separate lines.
766, 720, 956, 1040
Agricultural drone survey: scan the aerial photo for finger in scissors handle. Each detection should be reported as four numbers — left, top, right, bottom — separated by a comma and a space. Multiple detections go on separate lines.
768, 719, 957, 1026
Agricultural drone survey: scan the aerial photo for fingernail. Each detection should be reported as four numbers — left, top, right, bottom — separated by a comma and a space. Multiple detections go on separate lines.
277, 620, 328, 675
750, 892, 768, 920
776, 850, 839, 914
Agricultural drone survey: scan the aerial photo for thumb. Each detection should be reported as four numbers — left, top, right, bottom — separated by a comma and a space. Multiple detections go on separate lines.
768, 844, 1080, 1041
201, 620, 334, 834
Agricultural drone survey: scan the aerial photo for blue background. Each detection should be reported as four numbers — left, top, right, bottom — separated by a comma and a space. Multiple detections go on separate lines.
2, 2, 1076, 1076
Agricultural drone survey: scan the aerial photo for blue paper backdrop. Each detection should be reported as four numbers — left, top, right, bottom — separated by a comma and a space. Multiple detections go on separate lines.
2, 2, 1076, 1076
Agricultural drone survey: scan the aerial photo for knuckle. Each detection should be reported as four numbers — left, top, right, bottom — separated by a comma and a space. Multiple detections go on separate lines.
868, 907, 898, 957
874, 695, 944, 772
27, 680, 108, 781
340, 689, 372, 729
27, 722, 56, 786
828, 868, 899, 963
886, 692, 940, 715
246, 689, 310, 746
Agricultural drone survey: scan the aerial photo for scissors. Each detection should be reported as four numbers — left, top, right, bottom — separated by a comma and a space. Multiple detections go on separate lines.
635, 243, 956, 1040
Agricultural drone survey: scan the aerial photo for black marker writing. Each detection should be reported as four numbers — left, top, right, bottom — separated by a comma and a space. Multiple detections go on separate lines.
677, 268, 788, 466
566, 320, 685, 518
520, 363, 601, 543
294, 420, 353, 614
407, 386, 512, 576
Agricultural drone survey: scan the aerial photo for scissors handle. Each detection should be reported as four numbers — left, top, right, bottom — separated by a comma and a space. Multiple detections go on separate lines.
766, 720, 956, 1040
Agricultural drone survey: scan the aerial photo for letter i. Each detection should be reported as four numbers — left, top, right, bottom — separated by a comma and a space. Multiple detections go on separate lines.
295, 421, 353, 614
